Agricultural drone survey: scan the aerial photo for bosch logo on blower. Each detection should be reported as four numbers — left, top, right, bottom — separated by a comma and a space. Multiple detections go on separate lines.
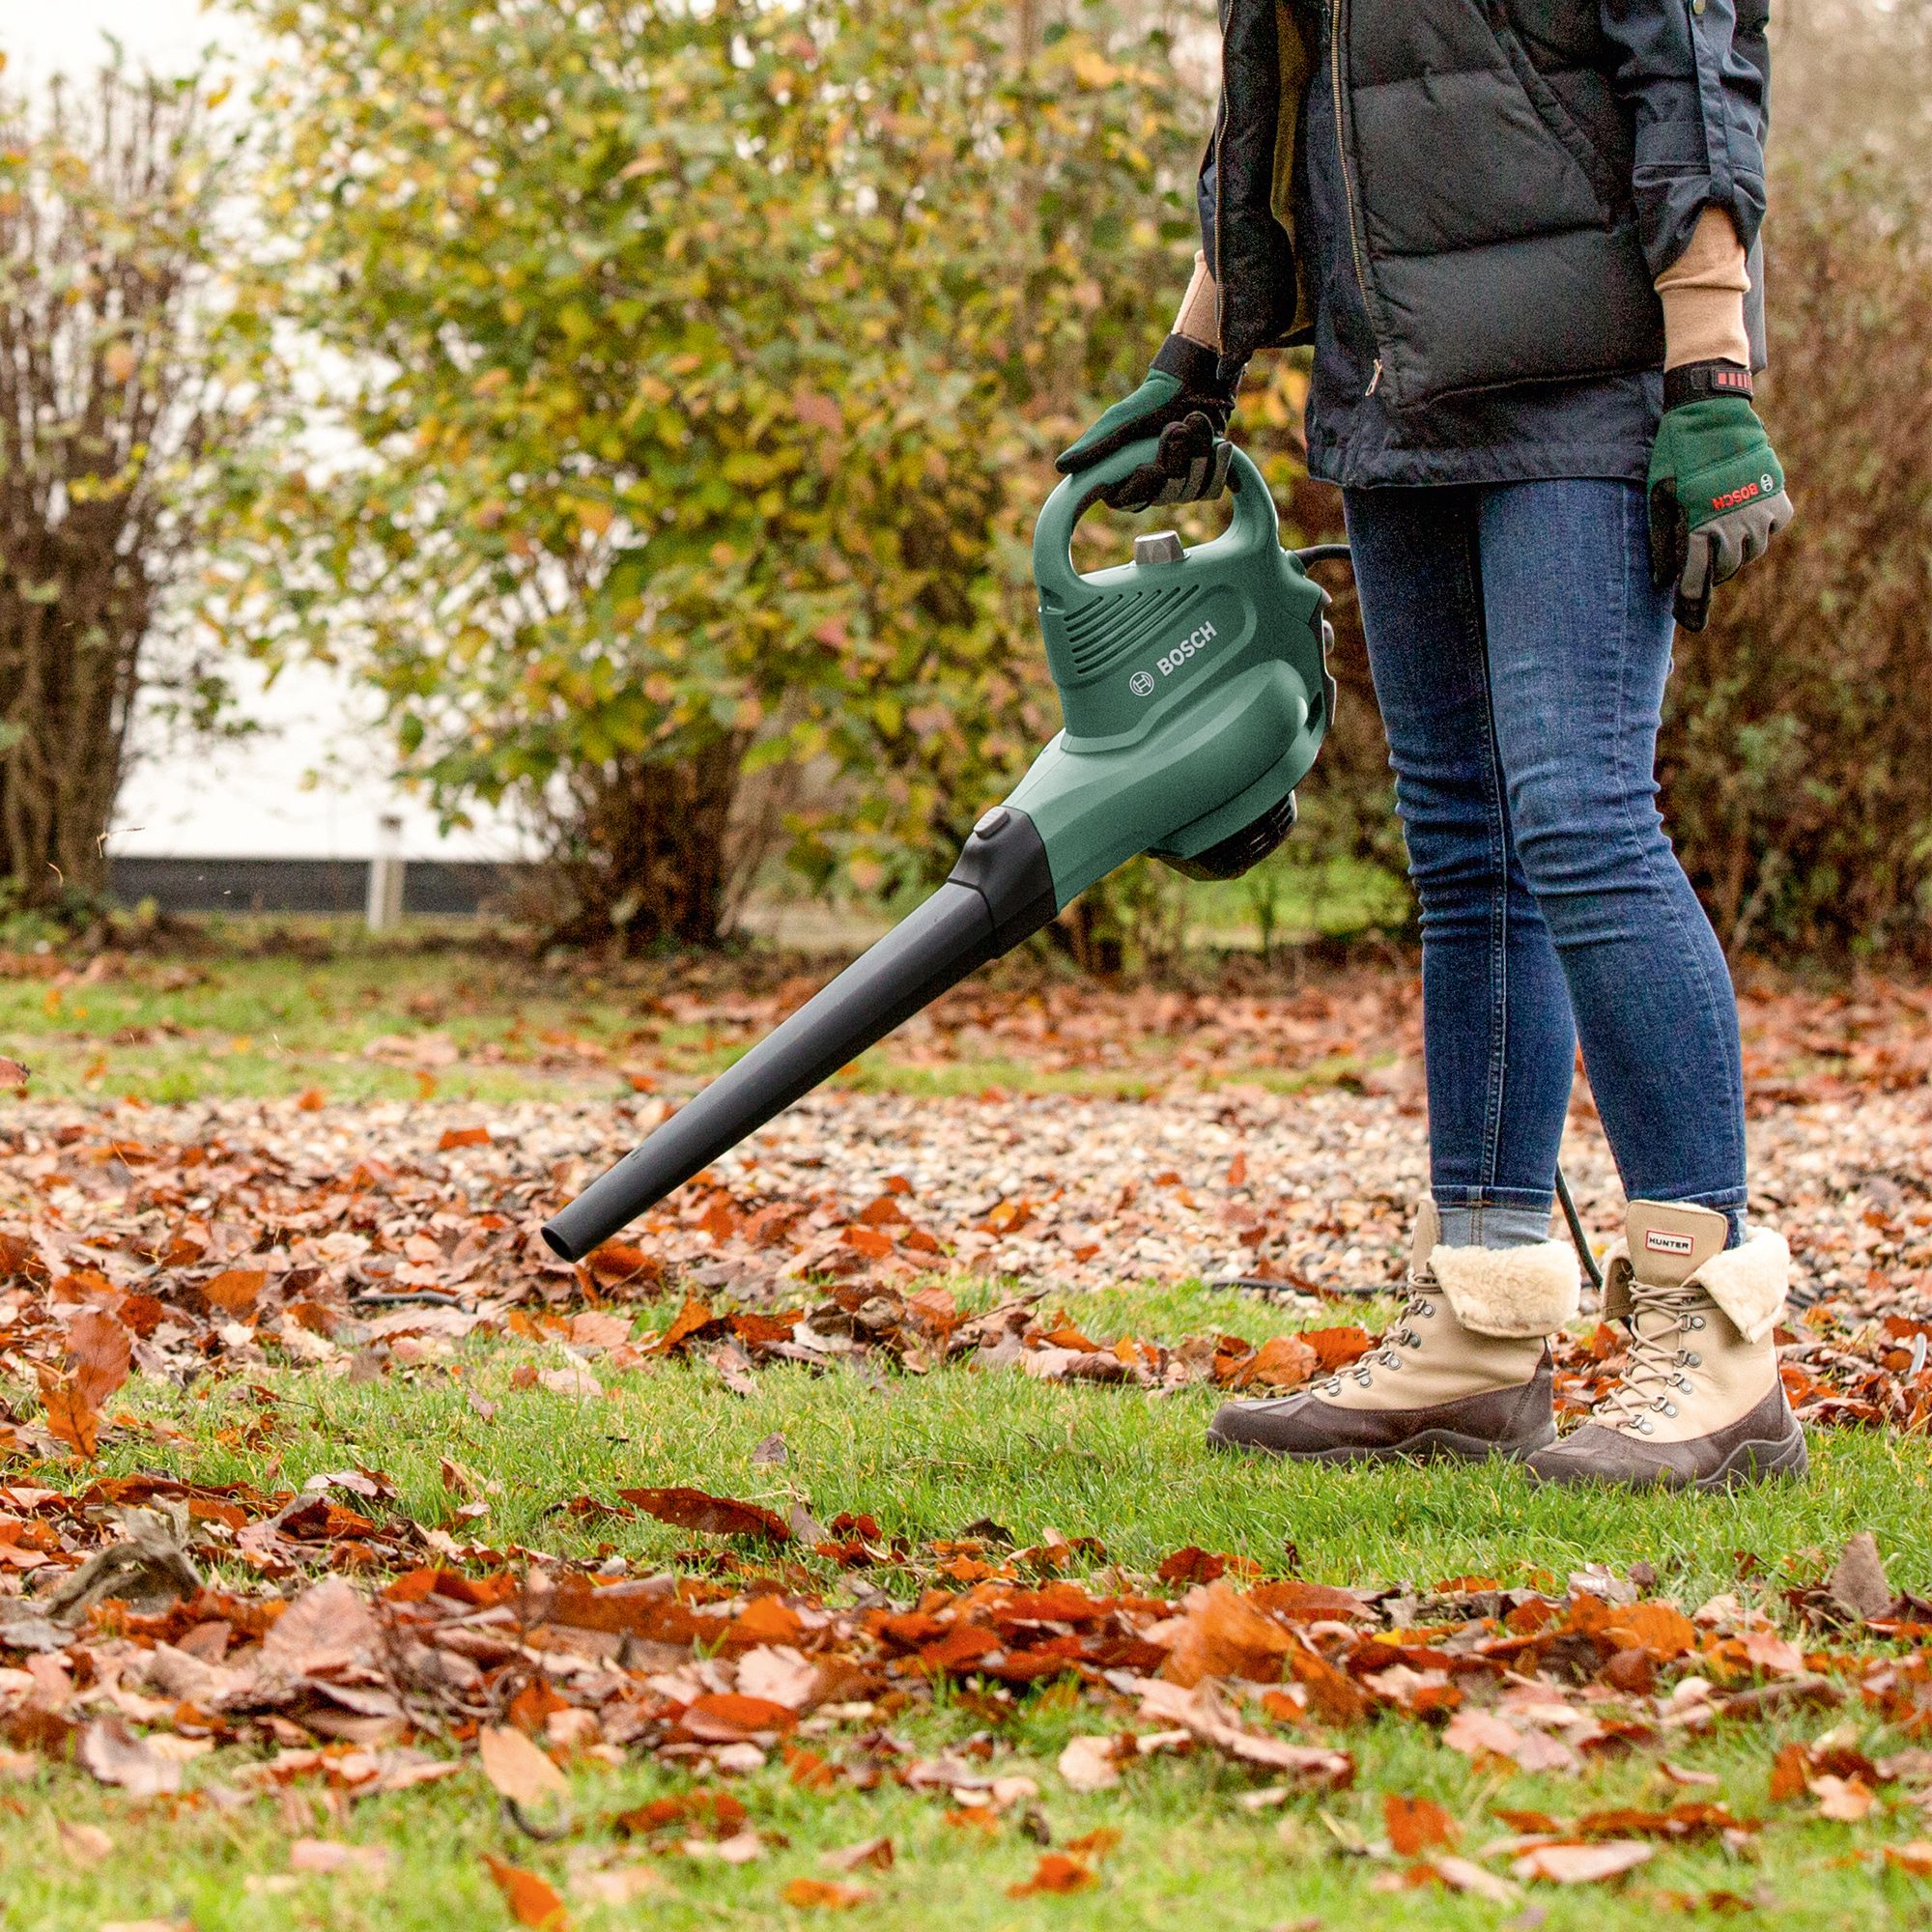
1131, 618, 1219, 696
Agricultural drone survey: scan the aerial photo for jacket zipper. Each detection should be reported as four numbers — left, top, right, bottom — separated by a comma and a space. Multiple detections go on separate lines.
1328, 0, 1383, 397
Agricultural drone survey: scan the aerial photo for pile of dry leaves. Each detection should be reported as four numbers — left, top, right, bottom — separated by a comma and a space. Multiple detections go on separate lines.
7, 1478, 1932, 1914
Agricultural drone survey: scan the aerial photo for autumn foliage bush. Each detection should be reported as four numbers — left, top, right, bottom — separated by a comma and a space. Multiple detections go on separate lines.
220, 0, 1221, 950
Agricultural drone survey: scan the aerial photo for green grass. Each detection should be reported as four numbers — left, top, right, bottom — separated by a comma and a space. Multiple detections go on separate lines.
0, 921, 1404, 1107
7, 1277, 1932, 1928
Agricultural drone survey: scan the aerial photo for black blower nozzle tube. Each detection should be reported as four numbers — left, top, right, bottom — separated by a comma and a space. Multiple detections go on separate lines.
541, 810, 1059, 1262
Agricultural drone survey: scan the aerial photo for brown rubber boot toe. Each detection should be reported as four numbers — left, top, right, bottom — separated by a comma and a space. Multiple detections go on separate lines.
1208, 1351, 1557, 1463
1527, 1381, 1806, 1492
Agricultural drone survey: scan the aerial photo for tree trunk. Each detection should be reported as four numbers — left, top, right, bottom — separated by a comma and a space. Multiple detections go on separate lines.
544, 738, 749, 951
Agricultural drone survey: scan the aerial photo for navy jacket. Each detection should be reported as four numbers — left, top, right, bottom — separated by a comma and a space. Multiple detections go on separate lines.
1201, 0, 1771, 485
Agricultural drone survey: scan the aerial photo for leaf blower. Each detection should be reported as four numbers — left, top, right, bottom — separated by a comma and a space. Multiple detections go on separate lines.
540, 435, 1338, 1264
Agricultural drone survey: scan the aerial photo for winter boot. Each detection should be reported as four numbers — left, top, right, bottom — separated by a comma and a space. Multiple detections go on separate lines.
1207, 1200, 1577, 1463
1527, 1201, 1806, 1491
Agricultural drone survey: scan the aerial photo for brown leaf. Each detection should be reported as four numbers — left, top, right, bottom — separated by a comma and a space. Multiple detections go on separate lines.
1828, 1531, 1894, 1622
1058, 1734, 1123, 1793
584, 1240, 662, 1287
484, 1853, 570, 1928
479, 1725, 570, 1808
646, 1294, 717, 1356
1157, 1581, 1293, 1687
65, 1309, 132, 1410
77, 1717, 181, 1799
1512, 1841, 1655, 1885
1415, 1856, 1521, 1906
36, 1367, 99, 1460
784, 1877, 873, 1910
1810, 1774, 1876, 1821
1008, 1854, 1097, 1897
1232, 1333, 1319, 1390
1135, 1679, 1353, 1785
676, 1691, 797, 1743
1770, 1742, 1811, 1802
617, 1485, 790, 1544
1385, 1793, 1459, 1857
203, 1268, 267, 1314
258, 1577, 380, 1677
437, 1125, 491, 1151
1300, 1325, 1375, 1372
1884, 1842, 1932, 1876
0, 1055, 30, 1087
820, 1835, 894, 1873
1602, 1600, 1697, 1660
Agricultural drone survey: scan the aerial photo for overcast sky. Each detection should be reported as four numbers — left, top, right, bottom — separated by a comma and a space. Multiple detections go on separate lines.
3, 0, 524, 860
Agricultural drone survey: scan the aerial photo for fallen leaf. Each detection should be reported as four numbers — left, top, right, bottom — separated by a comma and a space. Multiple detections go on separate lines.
785, 1877, 874, 1909
1385, 1793, 1458, 1856
618, 1485, 790, 1544
1512, 1841, 1655, 1885
1770, 1742, 1810, 1802
1827, 1531, 1893, 1622
1443, 1709, 1527, 1763
1058, 1734, 1122, 1793
259, 1577, 380, 1676
479, 1725, 570, 1808
1157, 1581, 1293, 1687
678, 1692, 798, 1743
1135, 1679, 1352, 1785
76, 1718, 181, 1799
735, 1644, 819, 1711
65, 1309, 132, 1411
437, 1125, 491, 1151
202, 1267, 267, 1314
36, 1368, 99, 1460
1885, 1842, 1932, 1877
1008, 1854, 1097, 1897
1810, 1775, 1876, 1822
820, 1836, 894, 1873
484, 1853, 570, 1928
1424, 1855, 1521, 1905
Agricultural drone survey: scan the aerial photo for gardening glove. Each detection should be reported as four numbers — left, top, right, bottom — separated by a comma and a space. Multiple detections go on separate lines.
1057, 334, 1241, 513
1647, 361, 1794, 633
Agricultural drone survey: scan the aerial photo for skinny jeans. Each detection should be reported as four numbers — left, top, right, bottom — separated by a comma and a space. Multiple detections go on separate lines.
1341, 478, 1747, 1246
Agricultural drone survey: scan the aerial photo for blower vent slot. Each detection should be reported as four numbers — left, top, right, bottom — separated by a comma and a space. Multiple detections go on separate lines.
1060, 582, 1206, 678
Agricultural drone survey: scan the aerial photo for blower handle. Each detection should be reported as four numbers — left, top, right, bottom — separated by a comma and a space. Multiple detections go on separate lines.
1032, 436, 1278, 610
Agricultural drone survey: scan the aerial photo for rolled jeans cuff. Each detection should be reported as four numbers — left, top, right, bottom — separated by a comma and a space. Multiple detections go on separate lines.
1430, 1190, 1556, 1253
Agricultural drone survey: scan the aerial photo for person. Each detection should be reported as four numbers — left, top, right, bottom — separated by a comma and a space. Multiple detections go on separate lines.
1059, 0, 1802, 1491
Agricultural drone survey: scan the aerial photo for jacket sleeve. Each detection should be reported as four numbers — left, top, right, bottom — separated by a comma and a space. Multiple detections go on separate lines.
1599, 0, 1770, 276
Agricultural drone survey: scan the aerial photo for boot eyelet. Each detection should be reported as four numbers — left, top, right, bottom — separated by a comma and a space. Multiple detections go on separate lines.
1637, 1418, 1654, 1435
1683, 1350, 1701, 1367
1689, 1316, 1706, 1329
1662, 1402, 1678, 1417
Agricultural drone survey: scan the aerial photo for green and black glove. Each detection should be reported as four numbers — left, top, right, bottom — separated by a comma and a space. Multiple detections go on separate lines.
1057, 335, 1241, 513
1647, 361, 1794, 633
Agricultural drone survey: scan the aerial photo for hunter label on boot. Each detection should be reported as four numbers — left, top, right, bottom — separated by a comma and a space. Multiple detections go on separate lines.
1644, 1230, 1696, 1256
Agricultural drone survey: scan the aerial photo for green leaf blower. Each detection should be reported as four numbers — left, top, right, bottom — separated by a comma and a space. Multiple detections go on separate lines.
541, 437, 1338, 1264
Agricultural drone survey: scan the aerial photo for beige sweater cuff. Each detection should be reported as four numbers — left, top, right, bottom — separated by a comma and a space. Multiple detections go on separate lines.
1657, 207, 1751, 371
1173, 251, 1220, 351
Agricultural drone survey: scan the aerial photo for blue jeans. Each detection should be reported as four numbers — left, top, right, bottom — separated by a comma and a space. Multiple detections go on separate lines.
1342, 478, 1747, 1248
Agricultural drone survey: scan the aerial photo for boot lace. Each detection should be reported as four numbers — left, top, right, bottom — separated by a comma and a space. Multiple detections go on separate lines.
1592, 1284, 1709, 1436
1316, 1278, 1437, 1395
